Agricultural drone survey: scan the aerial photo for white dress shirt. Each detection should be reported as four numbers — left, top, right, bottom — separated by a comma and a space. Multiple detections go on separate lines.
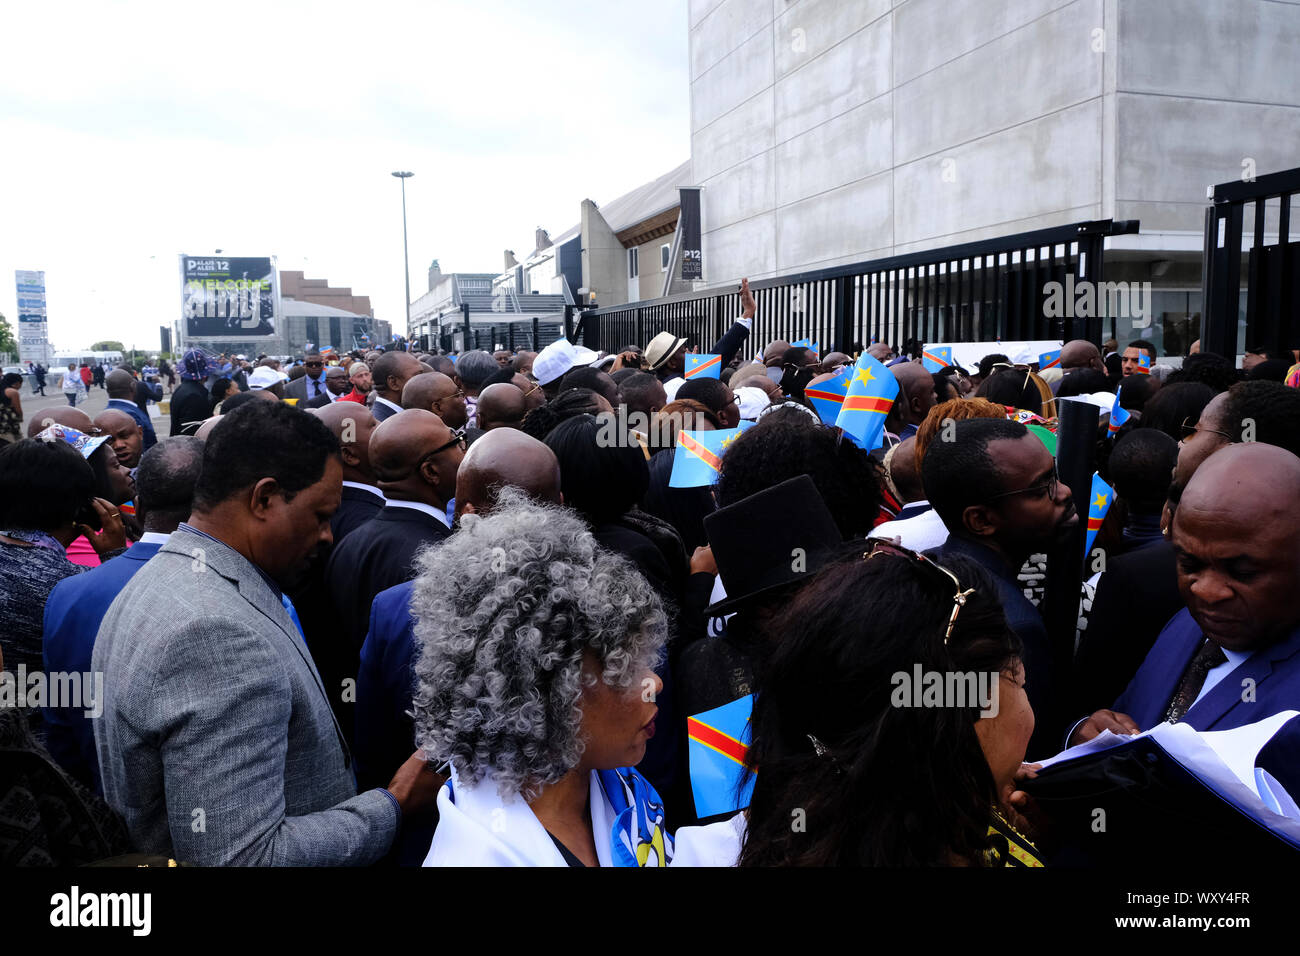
373, 396, 404, 417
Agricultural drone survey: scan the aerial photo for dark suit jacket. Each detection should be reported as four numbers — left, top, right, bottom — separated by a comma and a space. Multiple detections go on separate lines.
285, 373, 328, 403
168, 380, 212, 436
303, 391, 337, 409
107, 398, 157, 451
332, 484, 385, 543
641, 446, 715, 553
1115, 610, 1300, 733
931, 535, 1059, 759
133, 379, 162, 415
1073, 538, 1185, 714
370, 398, 403, 422
42, 539, 164, 793
325, 504, 451, 650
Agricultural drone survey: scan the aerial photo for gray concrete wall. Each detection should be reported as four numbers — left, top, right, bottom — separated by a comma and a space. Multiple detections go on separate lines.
580, 199, 629, 305
688, 0, 1300, 285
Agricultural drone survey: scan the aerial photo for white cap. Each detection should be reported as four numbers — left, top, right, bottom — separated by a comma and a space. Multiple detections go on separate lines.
1056, 392, 1115, 410
735, 385, 772, 421
247, 366, 281, 389
532, 339, 603, 385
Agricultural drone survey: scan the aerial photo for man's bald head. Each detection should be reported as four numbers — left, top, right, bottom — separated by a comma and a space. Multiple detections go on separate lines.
28, 406, 96, 437
512, 351, 537, 376
194, 415, 224, 441
455, 428, 562, 521
887, 436, 924, 504
105, 368, 136, 399
890, 361, 938, 428
476, 382, 526, 431
511, 373, 544, 412
402, 371, 467, 428
371, 351, 425, 403
311, 402, 378, 484
369, 408, 463, 507
763, 340, 791, 366
1060, 340, 1104, 373
1173, 443, 1300, 651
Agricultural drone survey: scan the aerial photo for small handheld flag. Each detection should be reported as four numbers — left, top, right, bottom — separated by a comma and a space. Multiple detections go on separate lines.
688, 695, 755, 818
669, 425, 750, 487
921, 345, 952, 373
834, 352, 899, 449
1085, 472, 1114, 557
1137, 354, 1152, 374
791, 337, 819, 355
684, 353, 722, 379
1038, 348, 1062, 371
1109, 388, 1130, 435
804, 364, 852, 426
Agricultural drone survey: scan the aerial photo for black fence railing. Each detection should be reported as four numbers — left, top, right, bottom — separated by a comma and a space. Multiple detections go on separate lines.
425, 309, 567, 354
577, 219, 1139, 355
1201, 166, 1299, 359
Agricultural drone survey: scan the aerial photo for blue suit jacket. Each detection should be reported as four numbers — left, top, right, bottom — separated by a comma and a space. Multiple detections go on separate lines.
42, 539, 164, 792
356, 580, 434, 865
107, 397, 157, 451
1115, 609, 1300, 733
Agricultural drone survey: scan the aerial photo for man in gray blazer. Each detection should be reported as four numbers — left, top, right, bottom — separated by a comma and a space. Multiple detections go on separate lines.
284, 352, 329, 404
93, 399, 440, 865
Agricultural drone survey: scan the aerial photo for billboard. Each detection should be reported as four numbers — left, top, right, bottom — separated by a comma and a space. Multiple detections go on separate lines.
14, 269, 52, 365
678, 187, 703, 281
180, 255, 278, 338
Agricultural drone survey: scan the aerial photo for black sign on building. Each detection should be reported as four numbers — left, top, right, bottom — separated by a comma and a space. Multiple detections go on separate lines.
678, 187, 703, 281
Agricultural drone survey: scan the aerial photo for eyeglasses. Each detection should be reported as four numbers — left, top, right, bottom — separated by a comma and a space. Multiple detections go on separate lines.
522, 382, 542, 398
985, 461, 1059, 503
1180, 417, 1233, 443
305, 361, 324, 369
424, 427, 467, 460
432, 389, 465, 406
864, 539, 975, 643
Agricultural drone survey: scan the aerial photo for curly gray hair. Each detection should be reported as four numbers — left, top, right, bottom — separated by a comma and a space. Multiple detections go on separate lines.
409, 489, 667, 799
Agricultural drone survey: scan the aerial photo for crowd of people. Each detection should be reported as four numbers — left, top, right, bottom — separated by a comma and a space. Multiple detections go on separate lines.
4, 287, 1300, 868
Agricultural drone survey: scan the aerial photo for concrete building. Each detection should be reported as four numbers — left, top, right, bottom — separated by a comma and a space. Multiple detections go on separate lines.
687, 0, 1300, 355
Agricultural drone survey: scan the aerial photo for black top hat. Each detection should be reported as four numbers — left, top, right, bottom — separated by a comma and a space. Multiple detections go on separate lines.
703, 474, 844, 617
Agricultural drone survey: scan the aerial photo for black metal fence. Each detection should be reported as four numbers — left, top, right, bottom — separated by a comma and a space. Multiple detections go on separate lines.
579, 219, 1139, 355
424, 306, 567, 353
1201, 166, 1299, 359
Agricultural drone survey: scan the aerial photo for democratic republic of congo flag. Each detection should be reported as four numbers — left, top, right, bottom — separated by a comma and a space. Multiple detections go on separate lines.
1038, 348, 1062, 371
1084, 472, 1114, 556
921, 345, 952, 373
805, 364, 852, 425
669, 424, 751, 488
791, 337, 819, 355
1109, 387, 1131, 435
684, 353, 722, 379
688, 694, 756, 818
1137, 354, 1152, 374
834, 352, 899, 449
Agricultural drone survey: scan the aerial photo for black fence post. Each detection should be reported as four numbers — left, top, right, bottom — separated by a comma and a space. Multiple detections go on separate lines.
833, 275, 852, 354
461, 303, 471, 353
564, 305, 574, 343
531, 317, 539, 352
1042, 398, 1098, 739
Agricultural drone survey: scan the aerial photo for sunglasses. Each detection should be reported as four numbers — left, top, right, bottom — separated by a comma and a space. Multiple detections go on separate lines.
864, 539, 975, 643
985, 461, 1059, 503
1180, 416, 1233, 443
305, 361, 324, 369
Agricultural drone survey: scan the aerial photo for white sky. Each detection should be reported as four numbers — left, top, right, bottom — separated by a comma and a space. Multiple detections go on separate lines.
0, 0, 690, 351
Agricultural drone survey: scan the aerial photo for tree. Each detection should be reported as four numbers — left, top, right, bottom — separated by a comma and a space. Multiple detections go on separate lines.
90, 340, 126, 352
0, 313, 16, 357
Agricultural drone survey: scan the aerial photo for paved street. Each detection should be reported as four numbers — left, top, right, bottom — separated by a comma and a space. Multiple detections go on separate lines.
17, 378, 174, 434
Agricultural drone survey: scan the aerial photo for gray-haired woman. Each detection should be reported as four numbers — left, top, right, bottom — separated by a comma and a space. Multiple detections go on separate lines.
412, 491, 672, 867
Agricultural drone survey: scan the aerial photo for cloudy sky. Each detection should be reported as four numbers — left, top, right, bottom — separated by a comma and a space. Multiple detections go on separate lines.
0, 0, 690, 352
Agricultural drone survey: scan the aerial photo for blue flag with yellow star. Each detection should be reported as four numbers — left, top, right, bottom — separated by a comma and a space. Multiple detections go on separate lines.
1038, 348, 1062, 371
1085, 472, 1114, 556
1137, 353, 1152, 374
921, 345, 952, 373
688, 694, 755, 818
834, 352, 899, 449
668, 423, 752, 488
684, 353, 722, 379
805, 364, 852, 425
1109, 387, 1130, 435
791, 337, 819, 354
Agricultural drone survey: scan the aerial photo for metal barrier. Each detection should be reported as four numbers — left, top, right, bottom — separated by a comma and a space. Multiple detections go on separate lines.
580, 219, 1139, 355
1200, 166, 1299, 359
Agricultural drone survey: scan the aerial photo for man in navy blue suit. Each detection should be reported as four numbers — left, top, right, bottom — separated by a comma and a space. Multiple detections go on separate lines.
41, 437, 204, 792
355, 428, 560, 864
1070, 444, 1300, 746
105, 369, 157, 452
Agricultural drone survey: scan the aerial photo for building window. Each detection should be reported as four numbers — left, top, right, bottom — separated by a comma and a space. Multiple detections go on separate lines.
660, 243, 672, 272
628, 247, 639, 279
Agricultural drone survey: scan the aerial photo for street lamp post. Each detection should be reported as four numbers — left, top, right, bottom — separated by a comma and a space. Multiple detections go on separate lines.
391, 171, 414, 347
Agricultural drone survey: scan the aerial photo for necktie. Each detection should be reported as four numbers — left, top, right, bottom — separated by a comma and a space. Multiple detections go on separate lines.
313, 379, 321, 397
1164, 639, 1228, 723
